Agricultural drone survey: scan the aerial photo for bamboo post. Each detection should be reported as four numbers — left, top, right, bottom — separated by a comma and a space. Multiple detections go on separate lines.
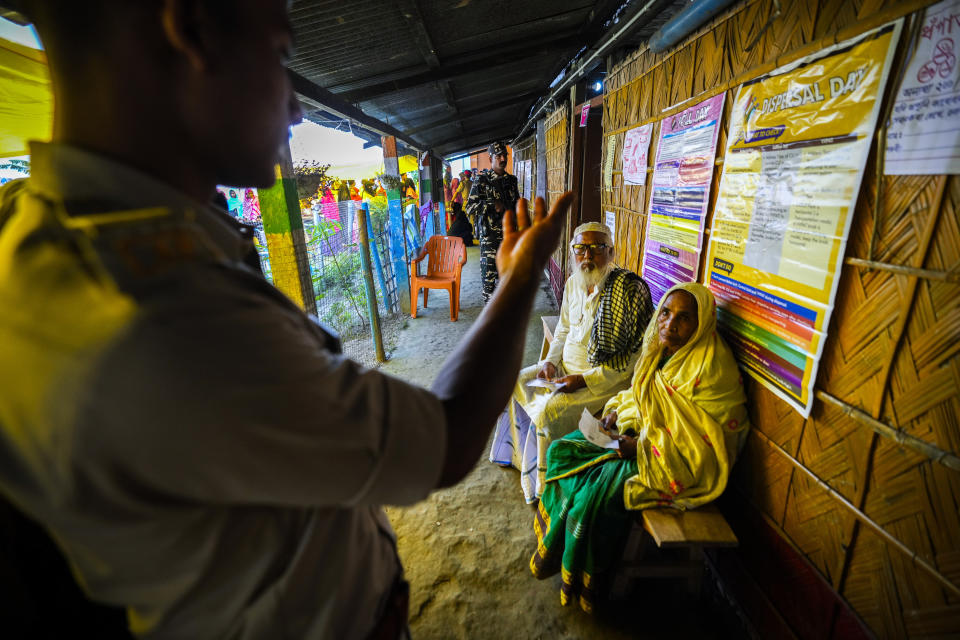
356, 203, 386, 363
364, 204, 391, 313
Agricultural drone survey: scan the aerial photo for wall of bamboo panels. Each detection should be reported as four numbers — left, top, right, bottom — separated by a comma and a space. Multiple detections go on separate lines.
601, 0, 960, 636
545, 105, 571, 299
512, 134, 537, 202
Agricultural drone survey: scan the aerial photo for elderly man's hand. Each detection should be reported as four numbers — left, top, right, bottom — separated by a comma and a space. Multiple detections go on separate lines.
555, 374, 586, 394
496, 193, 572, 283
537, 362, 557, 380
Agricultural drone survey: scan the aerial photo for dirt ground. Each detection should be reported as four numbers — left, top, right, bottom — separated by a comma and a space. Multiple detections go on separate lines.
378, 247, 741, 640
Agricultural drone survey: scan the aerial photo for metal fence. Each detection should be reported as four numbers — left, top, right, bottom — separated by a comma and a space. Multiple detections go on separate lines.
253, 212, 403, 367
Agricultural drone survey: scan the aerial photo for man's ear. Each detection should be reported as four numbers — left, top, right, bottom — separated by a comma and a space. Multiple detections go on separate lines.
159, 0, 219, 71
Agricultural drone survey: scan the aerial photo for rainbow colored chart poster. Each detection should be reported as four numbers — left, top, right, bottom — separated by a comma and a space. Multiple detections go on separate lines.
642, 93, 725, 303
704, 21, 902, 416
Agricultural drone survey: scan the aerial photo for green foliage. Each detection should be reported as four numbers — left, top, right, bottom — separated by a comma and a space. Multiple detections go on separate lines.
367, 196, 389, 234
378, 173, 402, 192
293, 160, 332, 200
305, 219, 370, 338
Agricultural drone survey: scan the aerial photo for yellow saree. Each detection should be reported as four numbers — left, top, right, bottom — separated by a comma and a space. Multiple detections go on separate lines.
606, 281, 750, 510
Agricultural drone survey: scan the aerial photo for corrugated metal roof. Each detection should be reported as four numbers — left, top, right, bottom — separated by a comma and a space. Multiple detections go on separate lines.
288, 0, 685, 157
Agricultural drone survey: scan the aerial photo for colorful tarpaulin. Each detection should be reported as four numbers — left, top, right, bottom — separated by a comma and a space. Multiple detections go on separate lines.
0, 37, 52, 158
704, 21, 902, 416
641, 93, 725, 303
399, 154, 419, 174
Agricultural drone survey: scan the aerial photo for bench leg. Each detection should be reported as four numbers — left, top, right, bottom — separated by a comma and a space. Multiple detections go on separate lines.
687, 545, 704, 600
411, 285, 418, 319
611, 521, 647, 600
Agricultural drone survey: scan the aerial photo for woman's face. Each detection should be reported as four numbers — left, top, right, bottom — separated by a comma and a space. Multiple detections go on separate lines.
657, 291, 699, 356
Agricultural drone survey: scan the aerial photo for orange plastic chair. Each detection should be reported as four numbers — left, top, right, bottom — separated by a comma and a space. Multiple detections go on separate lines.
410, 235, 467, 321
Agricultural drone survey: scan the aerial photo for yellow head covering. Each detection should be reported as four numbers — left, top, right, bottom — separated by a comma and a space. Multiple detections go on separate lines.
607, 282, 750, 510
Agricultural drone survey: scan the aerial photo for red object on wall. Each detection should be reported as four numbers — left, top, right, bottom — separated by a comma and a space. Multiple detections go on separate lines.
548, 257, 564, 307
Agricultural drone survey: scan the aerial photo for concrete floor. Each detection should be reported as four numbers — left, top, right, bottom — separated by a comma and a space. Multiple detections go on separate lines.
379, 246, 738, 640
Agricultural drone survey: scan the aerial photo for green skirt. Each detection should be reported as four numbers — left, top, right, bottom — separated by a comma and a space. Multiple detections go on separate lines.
530, 431, 637, 612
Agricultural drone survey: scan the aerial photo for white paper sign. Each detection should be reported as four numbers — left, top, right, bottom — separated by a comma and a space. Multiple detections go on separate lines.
578, 409, 620, 449
886, 0, 960, 175
622, 123, 653, 185
605, 210, 616, 241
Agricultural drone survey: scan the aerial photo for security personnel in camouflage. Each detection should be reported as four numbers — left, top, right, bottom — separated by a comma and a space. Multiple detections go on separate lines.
465, 141, 520, 303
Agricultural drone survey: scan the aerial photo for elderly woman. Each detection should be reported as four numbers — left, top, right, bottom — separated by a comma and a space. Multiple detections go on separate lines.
530, 282, 750, 612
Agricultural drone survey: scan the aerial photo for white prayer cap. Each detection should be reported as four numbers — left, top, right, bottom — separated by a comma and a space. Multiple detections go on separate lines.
571, 221, 612, 244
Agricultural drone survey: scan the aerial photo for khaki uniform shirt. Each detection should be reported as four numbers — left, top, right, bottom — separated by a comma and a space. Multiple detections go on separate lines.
0, 143, 446, 639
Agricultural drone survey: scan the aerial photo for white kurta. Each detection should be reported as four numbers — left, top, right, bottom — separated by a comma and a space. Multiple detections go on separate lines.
489, 272, 641, 502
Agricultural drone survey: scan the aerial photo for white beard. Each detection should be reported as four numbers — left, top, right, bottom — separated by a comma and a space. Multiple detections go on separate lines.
571, 262, 615, 293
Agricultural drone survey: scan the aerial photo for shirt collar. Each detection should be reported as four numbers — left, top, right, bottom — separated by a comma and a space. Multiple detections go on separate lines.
26, 141, 254, 261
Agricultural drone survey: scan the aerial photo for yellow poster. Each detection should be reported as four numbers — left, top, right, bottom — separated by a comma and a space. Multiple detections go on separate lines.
704, 21, 903, 417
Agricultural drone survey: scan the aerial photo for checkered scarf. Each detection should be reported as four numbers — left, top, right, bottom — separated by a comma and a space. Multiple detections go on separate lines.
588, 268, 653, 372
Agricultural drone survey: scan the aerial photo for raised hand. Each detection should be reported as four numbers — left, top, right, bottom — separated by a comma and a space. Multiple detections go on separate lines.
496, 193, 573, 282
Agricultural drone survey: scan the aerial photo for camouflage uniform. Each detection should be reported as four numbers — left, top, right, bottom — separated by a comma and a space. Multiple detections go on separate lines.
465, 169, 519, 303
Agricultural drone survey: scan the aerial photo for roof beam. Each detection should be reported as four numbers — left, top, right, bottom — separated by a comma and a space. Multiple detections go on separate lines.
337, 38, 573, 103
403, 91, 542, 137
396, 0, 465, 137
432, 124, 515, 153
288, 70, 423, 150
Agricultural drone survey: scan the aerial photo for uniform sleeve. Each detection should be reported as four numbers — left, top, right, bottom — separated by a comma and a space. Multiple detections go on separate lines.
508, 176, 520, 206
464, 176, 484, 221
81, 273, 447, 508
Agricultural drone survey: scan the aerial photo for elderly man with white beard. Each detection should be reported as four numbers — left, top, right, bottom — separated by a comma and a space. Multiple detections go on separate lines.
489, 222, 653, 504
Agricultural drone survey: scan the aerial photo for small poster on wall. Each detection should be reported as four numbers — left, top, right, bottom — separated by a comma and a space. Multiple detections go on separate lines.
580, 104, 591, 127
885, 0, 960, 175
621, 123, 653, 185
704, 21, 902, 417
641, 93, 725, 304
603, 135, 617, 191
604, 210, 616, 242
523, 159, 533, 197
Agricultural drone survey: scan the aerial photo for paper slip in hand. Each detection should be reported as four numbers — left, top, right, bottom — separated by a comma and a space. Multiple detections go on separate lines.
526, 378, 563, 390
578, 409, 620, 449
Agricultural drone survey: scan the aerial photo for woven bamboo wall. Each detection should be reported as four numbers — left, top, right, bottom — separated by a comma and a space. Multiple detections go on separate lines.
601, 0, 960, 637
512, 134, 537, 202
545, 105, 571, 288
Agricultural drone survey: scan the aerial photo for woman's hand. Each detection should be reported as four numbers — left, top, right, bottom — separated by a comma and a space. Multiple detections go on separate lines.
555, 374, 586, 393
617, 434, 638, 459
537, 362, 557, 380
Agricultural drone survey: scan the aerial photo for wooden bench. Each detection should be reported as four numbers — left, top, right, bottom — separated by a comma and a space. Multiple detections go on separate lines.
611, 504, 738, 599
